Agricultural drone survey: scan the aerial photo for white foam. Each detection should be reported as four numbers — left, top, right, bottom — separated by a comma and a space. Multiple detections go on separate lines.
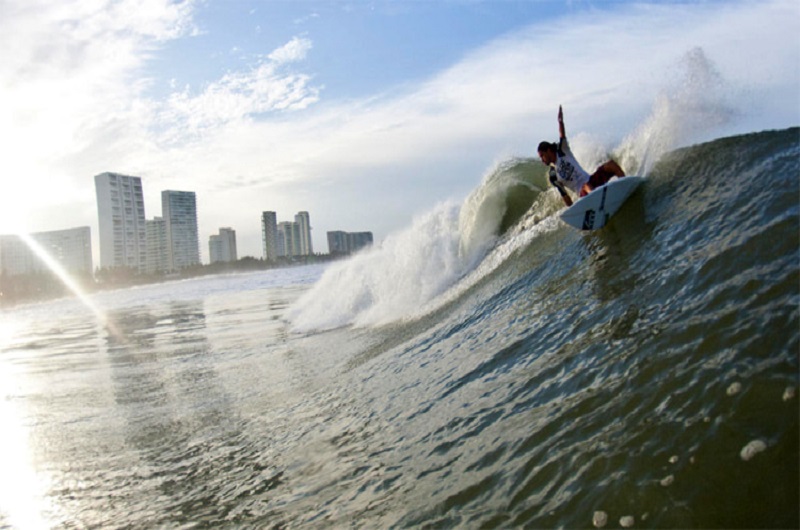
288, 160, 555, 332
288, 202, 465, 331
592, 511, 608, 528
740, 439, 767, 461
726, 382, 742, 396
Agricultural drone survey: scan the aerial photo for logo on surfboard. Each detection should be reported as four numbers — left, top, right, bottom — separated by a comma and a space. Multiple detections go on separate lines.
582, 210, 596, 230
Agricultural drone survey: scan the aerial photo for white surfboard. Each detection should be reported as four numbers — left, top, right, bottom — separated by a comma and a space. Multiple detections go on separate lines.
560, 176, 644, 230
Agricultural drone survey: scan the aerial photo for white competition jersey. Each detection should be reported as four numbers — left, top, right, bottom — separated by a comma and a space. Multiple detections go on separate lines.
553, 137, 590, 195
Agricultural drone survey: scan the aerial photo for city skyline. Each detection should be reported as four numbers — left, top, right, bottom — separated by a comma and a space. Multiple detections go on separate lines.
1, 1, 795, 264
92, 172, 372, 270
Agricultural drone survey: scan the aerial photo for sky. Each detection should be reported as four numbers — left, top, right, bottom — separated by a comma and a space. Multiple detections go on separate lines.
1, 0, 798, 262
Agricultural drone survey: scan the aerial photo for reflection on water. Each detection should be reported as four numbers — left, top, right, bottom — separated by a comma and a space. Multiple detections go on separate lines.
0, 342, 53, 529
0, 274, 313, 528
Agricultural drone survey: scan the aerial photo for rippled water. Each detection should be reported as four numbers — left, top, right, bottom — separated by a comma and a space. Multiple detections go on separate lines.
1, 130, 798, 529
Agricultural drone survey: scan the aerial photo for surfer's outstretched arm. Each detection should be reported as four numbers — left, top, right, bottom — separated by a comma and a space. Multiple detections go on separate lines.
558, 105, 566, 139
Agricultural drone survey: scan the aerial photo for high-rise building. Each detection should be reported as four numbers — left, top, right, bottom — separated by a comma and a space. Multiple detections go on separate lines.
162, 190, 199, 270
145, 217, 169, 274
327, 230, 374, 255
0, 227, 92, 277
277, 221, 302, 258
94, 172, 147, 271
209, 227, 237, 264
295, 211, 313, 256
348, 232, 374, 253
327, 231, 349, 255
261, 211, 278, 261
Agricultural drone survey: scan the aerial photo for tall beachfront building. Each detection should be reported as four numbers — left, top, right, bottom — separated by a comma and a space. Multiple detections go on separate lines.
145, 217, 169, 274
295, 211, 313, 256
0, 227, 93, 277
327, 230, 373, 255
277, 221, 302, 258
261, 211, 278, 262
94, 172, 147, 271
162, 190, 200, 271
209, 228, 237, 264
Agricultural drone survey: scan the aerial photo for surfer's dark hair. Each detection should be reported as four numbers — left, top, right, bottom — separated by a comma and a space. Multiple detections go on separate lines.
537, 141, 557, 153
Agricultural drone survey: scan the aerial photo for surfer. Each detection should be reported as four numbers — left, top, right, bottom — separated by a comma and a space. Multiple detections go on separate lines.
537, 105, 625, 207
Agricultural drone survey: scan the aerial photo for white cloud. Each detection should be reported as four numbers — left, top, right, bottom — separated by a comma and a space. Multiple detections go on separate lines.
158, 54, 321, 139
268, 36, 313, 64
0, 0, 195, 232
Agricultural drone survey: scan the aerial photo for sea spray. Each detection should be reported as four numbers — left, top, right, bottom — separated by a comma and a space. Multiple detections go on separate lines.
289, 160, 552, 331
616, 47, 736, 175
288, 202, 464, 330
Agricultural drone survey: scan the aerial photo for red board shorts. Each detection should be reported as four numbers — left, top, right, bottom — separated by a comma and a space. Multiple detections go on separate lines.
580, 166, 618, 197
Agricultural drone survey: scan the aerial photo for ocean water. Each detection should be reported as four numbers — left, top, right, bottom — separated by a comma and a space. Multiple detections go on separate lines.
1, 125, 797, 529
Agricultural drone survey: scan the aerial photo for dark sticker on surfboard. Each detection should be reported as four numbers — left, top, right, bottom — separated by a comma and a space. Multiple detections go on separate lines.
582, 210, 595, 230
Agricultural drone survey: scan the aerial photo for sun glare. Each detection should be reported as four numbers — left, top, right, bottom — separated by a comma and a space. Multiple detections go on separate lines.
0, 342, 53, 529
15, 234, 115, 330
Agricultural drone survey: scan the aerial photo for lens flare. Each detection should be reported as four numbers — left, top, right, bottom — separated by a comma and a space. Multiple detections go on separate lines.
14, 233, 120, 339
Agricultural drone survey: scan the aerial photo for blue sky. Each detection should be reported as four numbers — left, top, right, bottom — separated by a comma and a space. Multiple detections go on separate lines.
151, 1, 571, 100
1, 0, 798, 261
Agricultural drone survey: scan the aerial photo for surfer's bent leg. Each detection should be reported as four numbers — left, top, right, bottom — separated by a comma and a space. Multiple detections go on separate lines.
582, 161, 626, 196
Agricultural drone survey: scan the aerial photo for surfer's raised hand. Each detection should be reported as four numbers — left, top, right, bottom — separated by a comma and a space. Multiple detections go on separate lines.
558, 105, 566, 139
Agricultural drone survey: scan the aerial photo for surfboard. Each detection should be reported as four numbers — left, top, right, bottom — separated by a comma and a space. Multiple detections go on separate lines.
560, 176, 644, 230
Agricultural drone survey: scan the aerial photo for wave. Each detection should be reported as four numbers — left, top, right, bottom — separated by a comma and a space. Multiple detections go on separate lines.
288, 159, 552, 331
288, 47, 749, 332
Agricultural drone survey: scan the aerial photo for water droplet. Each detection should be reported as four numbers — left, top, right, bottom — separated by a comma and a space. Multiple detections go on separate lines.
740, 439, 767, 461
660, 474, 675, 486
668, 455, 679, 464
592, 510, 608, 528
726, 382, 742, 396
620, 515, 635, 527
783, 386, 796, 401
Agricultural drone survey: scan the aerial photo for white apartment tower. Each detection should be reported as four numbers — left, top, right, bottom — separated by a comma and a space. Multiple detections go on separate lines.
209, 228, 237, 264
295, 211, 313, 256
162, 190, 200, 270
277, 221, 302, 258
261, 211, 278, 261
94, 172, 147, 271
145, 217, 169, 274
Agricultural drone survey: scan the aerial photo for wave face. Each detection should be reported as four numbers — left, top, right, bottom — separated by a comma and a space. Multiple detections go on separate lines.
281, 126, 799, 527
